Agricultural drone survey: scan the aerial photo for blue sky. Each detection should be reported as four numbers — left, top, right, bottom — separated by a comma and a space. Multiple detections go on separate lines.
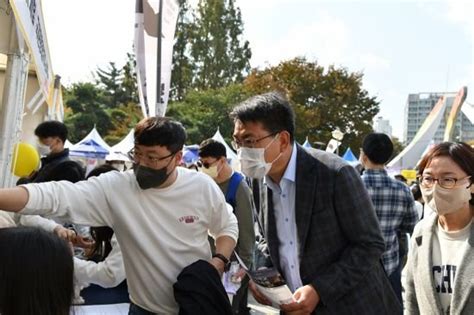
42, 0, 473, 139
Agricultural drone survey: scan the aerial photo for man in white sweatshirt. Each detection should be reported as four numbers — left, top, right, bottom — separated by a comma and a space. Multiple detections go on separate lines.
0, 117, 239, 314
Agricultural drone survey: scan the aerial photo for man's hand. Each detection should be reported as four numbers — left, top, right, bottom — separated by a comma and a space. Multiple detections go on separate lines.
53, 226, 77, 242
73, 235, 95, 249
209, 257, 226, 277
280, 284, 320, 315
248, 279, 272, 306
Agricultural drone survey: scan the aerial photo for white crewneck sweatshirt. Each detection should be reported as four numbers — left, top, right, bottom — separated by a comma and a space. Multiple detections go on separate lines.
21, 167, 238, 313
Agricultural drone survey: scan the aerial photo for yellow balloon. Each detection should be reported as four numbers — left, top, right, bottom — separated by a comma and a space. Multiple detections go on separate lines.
11, 142, 40, 177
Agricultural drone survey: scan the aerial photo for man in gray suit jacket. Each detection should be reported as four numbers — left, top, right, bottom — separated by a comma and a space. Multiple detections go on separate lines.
230, 92, 401, 314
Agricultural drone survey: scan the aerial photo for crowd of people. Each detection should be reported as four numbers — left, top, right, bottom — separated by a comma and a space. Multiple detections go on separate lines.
0, 91, 472, 315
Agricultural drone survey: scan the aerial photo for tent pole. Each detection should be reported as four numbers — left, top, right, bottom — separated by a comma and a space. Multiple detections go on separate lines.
0, 18, 29, 188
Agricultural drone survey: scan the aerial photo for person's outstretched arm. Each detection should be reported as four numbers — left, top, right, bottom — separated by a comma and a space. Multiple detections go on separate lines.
0, 187, 29, 212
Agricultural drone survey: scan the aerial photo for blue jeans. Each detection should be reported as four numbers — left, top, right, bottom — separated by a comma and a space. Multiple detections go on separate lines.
129, 303, 156, 315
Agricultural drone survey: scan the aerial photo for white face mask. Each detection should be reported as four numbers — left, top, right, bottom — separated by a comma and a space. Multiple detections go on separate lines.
237, 135, 281, 179
421, 183, 472, 216
37, 143, 51, 156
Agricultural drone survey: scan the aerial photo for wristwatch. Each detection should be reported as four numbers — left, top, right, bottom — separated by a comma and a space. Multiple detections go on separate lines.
212, 253, 231, 272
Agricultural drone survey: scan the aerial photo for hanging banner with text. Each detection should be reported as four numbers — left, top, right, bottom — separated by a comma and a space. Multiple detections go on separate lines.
134, 0, 179, 118
10, 0, 54, 106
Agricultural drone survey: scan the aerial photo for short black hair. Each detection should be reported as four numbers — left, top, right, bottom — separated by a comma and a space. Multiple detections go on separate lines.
134, 117, 186, 153
199, 139, 227, 159
362, 133, 393, 164
230, 91, 295, 142
0, 227, 73, 315
410, 183, 422, 200
87, 164, 117, 179
394, 174, 407, 183
34, 121, 68, 143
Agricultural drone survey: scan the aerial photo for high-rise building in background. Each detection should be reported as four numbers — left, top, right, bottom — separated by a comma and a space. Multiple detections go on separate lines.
403, 92, 474, 145
373, 116, 392, 137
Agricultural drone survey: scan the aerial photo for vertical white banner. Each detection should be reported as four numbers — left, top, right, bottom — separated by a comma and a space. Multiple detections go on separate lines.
134, 0, 179, 118
325, 139, 341, 154
10, 0, 54, 104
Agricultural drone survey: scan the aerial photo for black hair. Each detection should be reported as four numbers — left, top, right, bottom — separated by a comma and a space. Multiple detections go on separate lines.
0, 227, 73, 315
34, 121, 68, 143
362, 133, 394, 165
418, 141, 474, 205
87, 164, 117, 178
134, 117, 186, 153
394, 174, 407, 183
86, 165, 117, 262
410, 183, 422, 201
199, 139, 227, 159
230, 91, 295, 142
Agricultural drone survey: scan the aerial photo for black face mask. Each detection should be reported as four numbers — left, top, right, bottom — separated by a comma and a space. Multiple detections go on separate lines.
133, 160, 173, 190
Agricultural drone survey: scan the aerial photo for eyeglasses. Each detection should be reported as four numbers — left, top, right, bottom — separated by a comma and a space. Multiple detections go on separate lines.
418, 175, 471, 189
127, 148, 175, 167
231, 132, 279, 150
196, 159, 218, 169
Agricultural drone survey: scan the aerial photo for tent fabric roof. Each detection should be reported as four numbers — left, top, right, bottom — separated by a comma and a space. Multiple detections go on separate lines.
212, 129, 237, 161
342, 147, 357, 162
64, 139, 74, 149
302, 137, 312, 148
342, 147, 360, 167
70, 127, 111, 159
106, 129, 134, 161
182, 144, 199, 165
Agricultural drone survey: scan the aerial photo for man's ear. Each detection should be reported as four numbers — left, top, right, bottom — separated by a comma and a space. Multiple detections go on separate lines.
174, 150, 183, 165
279, 131, 291, 152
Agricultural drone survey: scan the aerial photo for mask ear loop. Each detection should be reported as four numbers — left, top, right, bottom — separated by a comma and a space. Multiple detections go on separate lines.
265, 133, 282, 165
215, 159, 224, 174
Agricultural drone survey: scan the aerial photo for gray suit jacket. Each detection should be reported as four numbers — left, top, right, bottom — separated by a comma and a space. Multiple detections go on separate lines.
261, 145, 401, 314
404, 214, 474, 315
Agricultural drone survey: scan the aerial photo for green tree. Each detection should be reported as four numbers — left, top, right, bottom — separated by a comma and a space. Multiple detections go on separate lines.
244, 57, 379, 152
121, 52, 139, 104
167, 84, 250, 144
171, 0, 194, 101
95, 62, 123, 108
390, 136, 405, 160
63, 82, 113, 143
104, 103, 143, 145
189, 0, 251, 89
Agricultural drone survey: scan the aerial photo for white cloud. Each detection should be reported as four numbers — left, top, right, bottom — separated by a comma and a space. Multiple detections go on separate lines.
445, 0, 474, 104
42, 0, 135, 84
249, 11, 350, 68
358, 53, 391, 71
446, 0, 474, 34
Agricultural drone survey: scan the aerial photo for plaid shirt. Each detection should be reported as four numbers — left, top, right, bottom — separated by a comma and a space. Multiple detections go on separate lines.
362, 169, 418, 275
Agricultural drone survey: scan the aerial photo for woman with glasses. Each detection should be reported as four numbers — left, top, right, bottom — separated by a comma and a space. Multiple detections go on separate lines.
404, 142, 474, 315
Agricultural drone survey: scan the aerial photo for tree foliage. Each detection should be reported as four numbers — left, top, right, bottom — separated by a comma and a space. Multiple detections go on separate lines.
171, 0, 194, 101
64, 54, 143, 145
63, 82, 112, 143
167, 84, 250, 144
171, 0, 251, 99
243, 57, 379, 152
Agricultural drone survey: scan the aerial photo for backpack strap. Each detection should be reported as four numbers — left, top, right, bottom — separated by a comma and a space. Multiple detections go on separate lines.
225, 172, 244, 210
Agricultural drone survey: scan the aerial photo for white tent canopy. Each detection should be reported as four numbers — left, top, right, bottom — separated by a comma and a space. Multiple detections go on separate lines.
211, 129, 239, 170
64, 139, 74, 149
388, 95, 447, 170
212, 129, 237, 161
106, 129, 134, 161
